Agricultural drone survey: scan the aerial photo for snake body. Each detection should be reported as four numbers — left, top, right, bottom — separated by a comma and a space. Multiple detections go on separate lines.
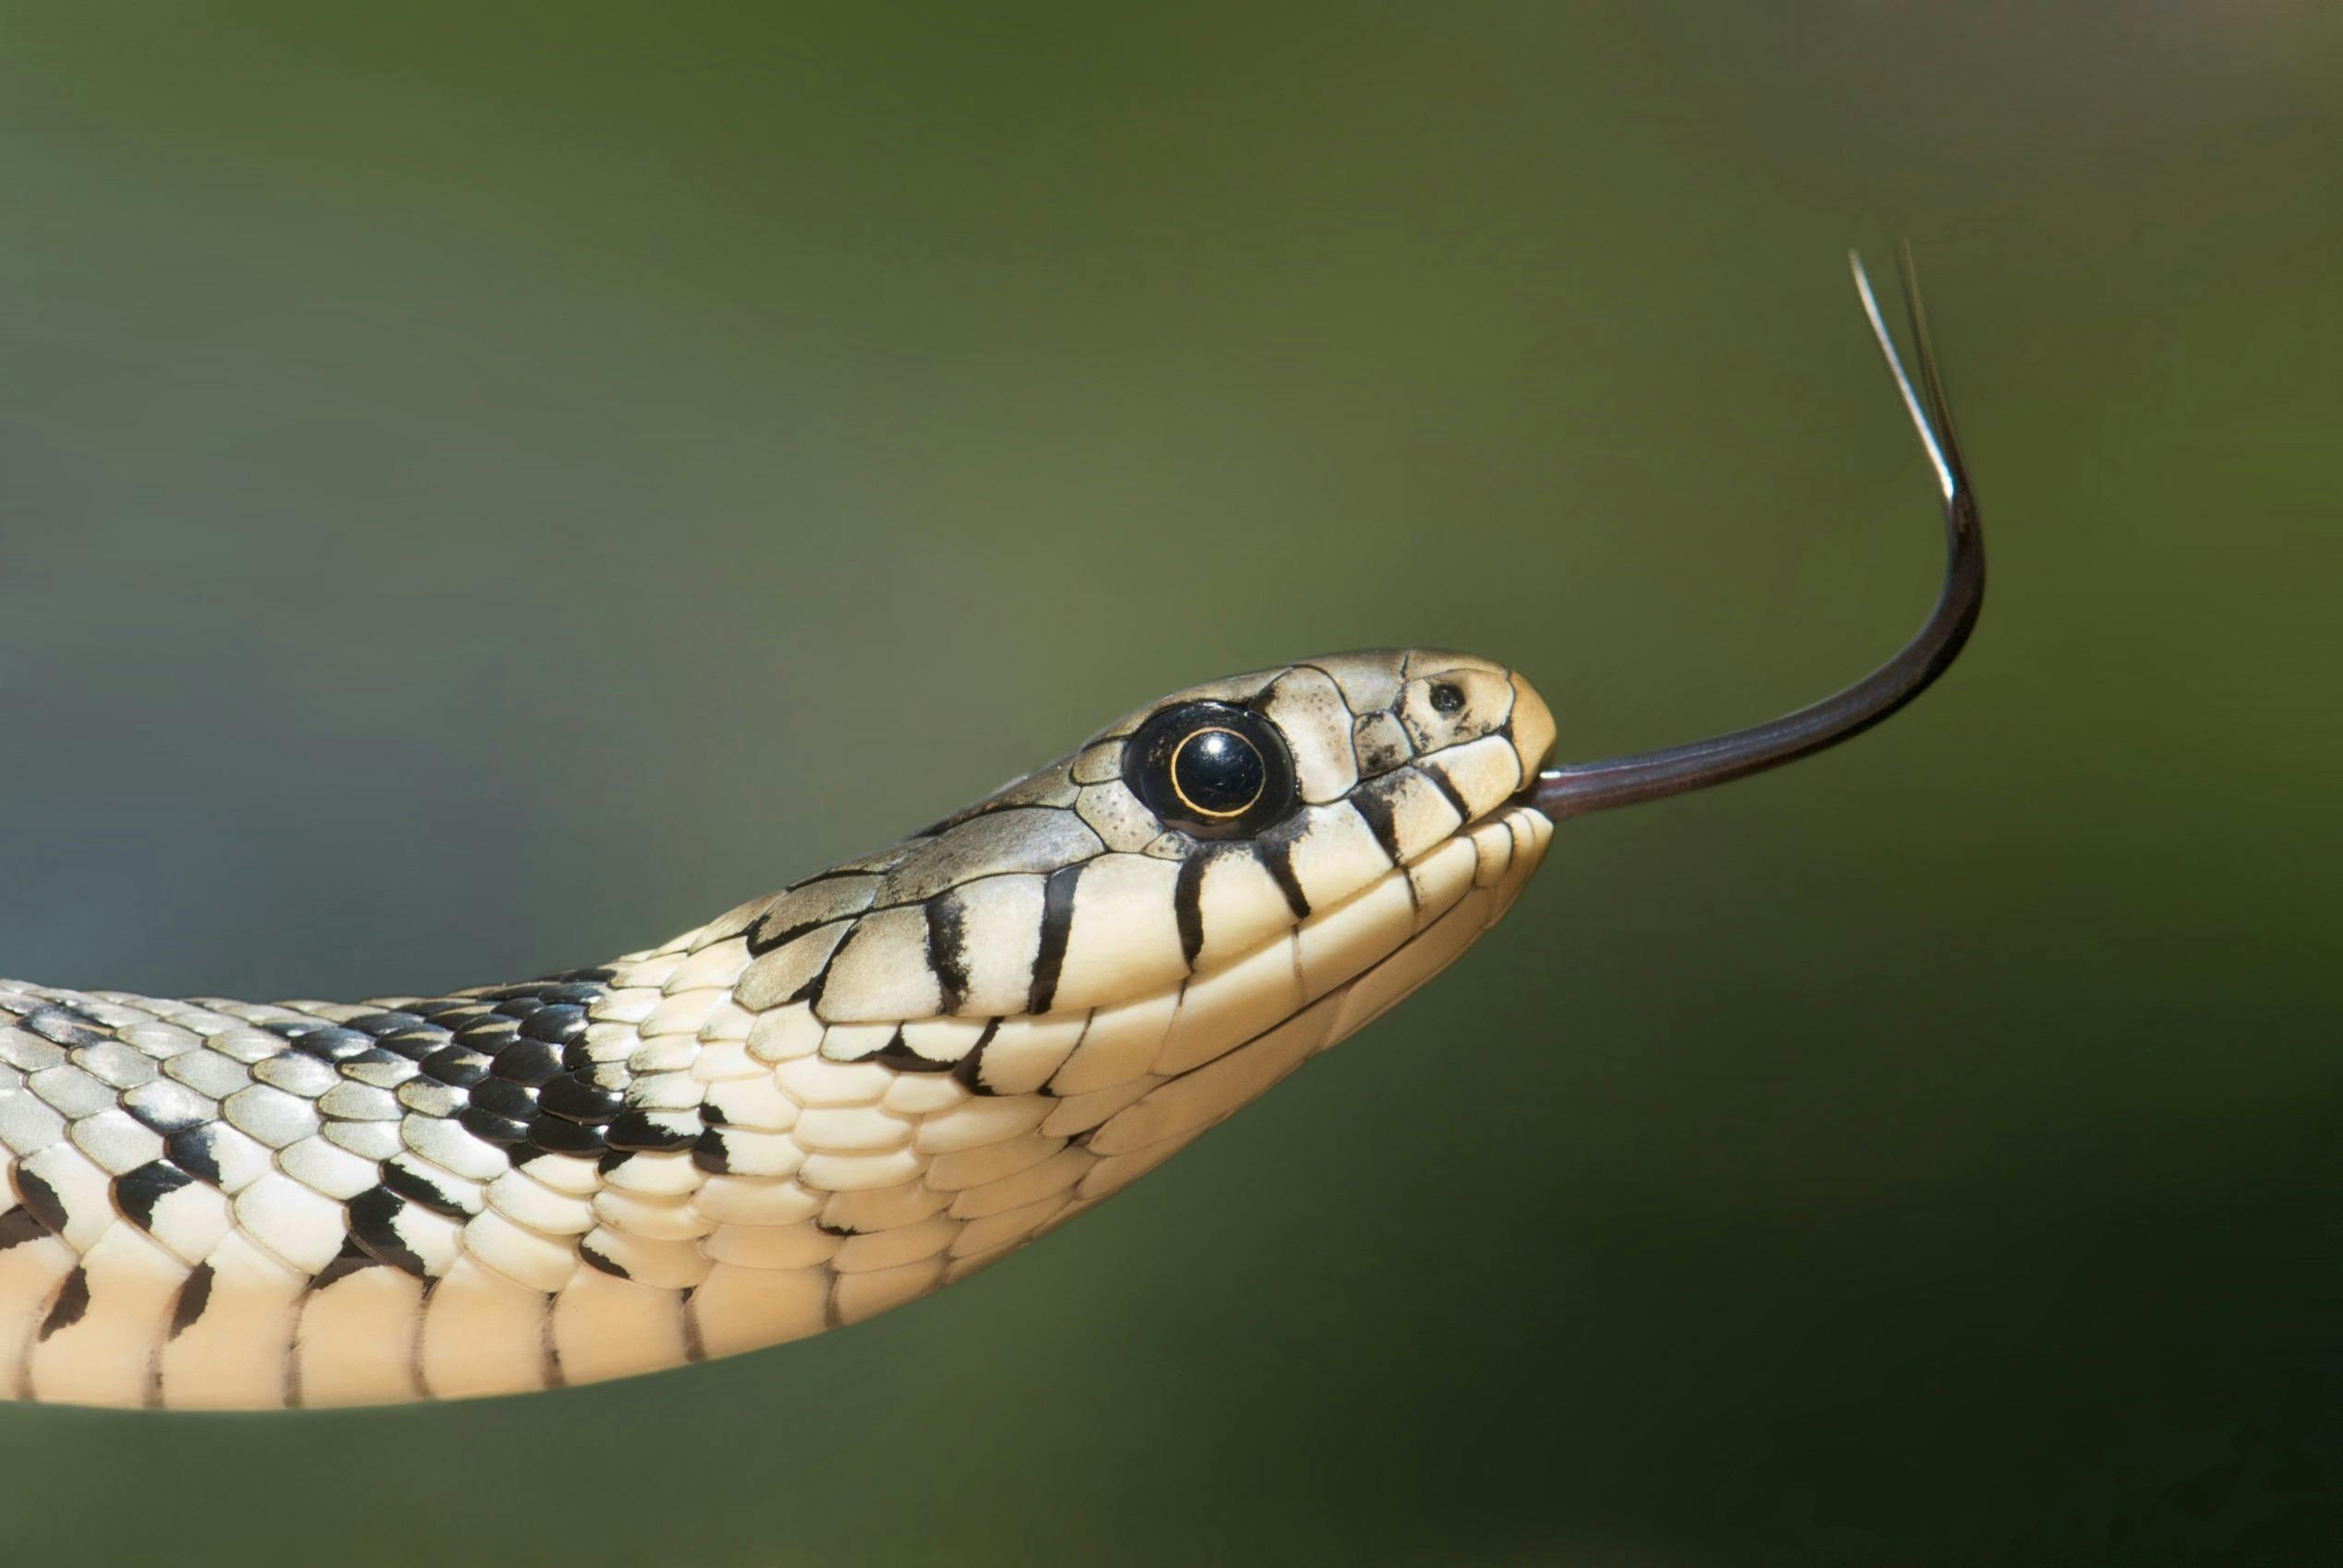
0, 252, 1988, 1413
0, 649, 1556, 1407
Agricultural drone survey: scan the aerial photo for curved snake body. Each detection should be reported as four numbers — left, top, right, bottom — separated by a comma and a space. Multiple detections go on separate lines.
0, 650, 1556, 1406
0, 251, 1985, 1411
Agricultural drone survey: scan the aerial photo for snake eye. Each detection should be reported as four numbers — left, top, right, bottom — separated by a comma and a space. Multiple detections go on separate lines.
1170, 727, 1266, 818
1126, 701, 1298, 839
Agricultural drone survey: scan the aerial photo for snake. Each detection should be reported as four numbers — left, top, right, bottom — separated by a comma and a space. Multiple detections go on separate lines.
0, 254, 1981, 1408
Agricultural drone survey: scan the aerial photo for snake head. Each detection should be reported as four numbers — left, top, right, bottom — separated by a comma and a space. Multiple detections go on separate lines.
716, 649, 1556, 1031
660, 652, 1558, 1308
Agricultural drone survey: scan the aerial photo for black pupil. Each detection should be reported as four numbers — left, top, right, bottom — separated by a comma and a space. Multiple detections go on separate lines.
1430, 682, 1465, 713
1172, 728, 1266, 817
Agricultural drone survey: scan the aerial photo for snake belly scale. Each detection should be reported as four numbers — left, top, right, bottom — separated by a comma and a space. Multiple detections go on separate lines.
0, 650, 1556, 1407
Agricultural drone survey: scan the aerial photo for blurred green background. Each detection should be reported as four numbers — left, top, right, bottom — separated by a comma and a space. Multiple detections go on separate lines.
0, 4, 2334, 1564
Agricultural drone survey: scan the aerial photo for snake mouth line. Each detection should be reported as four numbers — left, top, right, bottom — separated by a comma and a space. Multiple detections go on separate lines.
1191, 791, 1548, 1002
1123, 799, 1551, 1084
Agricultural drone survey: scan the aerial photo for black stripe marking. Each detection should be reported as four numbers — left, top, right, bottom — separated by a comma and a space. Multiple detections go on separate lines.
1027, 864, 1084, 1014
114, 1161, 195, 1234
164, 1128, 222, 1187
21, 1008, 107, 1050
310, 1240, 378, 1292
926, 893, 971, 1014
781, 865, 880, 890
409, 1278, 436, 1400
606, 1108, 701, 1152
745, 915, 826, 957
1173, 854, 1209, 970
459, 1106, 531, 1147
680, 1287, 706, 1363
951, 1020, 1003, 1095
1348, 781, 1406, 864
524, 1112, 610, 1158
379, 1159, 469, 1217
691, 1129, 731, 1173
40, 1266, 90, 1341
345, 1187, 429, 1278
169, 1263, 214, 1339
0, 1208, 45, 1251
542, 1303, 564, 1389
1256, 829, 1313, 919
1419, 760, 1474, 824
579, 1239, 629, 1280
786, 951, 835, 1011
11, 1167, 68, 1235
862, 1029, 959, 1074
122, 1091, 210, 1135
468, 1076, 535, 1121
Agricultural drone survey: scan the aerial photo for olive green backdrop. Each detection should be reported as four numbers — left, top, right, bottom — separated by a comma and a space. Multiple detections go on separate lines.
0, 5, 2332, 1564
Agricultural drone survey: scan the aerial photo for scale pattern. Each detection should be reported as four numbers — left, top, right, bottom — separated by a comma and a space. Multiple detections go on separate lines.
0, 649, 1556, 1407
